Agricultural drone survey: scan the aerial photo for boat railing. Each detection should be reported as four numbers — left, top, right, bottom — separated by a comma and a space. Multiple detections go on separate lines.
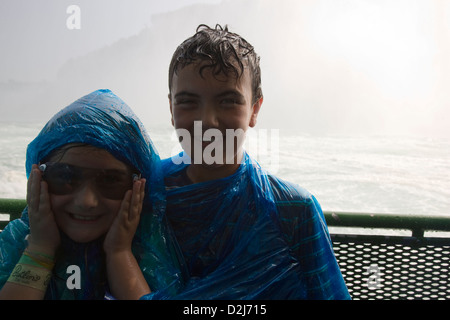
1, 198, 449, 300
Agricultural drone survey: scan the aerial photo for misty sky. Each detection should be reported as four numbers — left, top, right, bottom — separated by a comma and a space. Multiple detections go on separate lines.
0, 0, 221, 82
1, 0, 449, 138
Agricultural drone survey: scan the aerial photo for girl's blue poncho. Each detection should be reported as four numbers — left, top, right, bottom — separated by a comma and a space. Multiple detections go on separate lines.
0, 89, 185, 299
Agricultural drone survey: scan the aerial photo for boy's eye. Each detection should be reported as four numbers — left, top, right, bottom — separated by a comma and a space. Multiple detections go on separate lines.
176, 99, 192, 104
220, 97, 243, 107
174, 100, 198, 109
222, 98, 236, 104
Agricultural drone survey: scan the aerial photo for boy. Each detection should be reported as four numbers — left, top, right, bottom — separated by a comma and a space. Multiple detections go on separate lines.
159, 24, 350, 299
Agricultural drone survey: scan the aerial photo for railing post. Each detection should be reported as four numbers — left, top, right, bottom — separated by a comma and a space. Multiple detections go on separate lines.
412, 228, 424, 239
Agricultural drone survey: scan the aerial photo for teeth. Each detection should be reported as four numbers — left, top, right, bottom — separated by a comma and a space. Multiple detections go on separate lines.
71, 214, 100, 221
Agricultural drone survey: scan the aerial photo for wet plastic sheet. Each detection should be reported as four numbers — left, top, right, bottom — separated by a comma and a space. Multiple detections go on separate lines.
143, 151, 351, 300
0, 89, 185, 299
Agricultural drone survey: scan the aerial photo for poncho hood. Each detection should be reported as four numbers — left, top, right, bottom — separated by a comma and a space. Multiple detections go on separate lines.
25, 89, 164, 215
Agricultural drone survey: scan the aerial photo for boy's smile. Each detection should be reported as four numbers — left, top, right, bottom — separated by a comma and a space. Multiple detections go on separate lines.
169, 61, 262, 181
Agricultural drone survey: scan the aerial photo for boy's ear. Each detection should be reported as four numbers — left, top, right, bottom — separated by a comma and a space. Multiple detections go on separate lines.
249, 97, 263, 128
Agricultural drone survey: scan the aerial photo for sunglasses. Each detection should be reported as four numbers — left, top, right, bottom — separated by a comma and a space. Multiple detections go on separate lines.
39, 162, 140, 200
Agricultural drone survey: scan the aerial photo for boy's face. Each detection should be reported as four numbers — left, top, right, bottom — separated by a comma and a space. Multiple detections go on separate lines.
169, 61, 262, 166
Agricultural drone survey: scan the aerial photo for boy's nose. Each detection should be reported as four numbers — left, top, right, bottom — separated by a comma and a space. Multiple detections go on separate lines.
200, 106, 219, 128
72, 182, 99, 209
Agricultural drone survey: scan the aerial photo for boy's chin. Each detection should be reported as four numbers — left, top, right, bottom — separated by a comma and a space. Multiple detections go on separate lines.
187, 148, 244, 167
190, 157, 242, 168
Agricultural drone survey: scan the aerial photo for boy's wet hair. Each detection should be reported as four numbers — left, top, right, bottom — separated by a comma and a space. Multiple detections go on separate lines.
169, 24, 263, 103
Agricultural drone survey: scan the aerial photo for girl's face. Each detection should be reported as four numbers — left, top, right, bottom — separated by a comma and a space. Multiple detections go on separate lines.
47, 146, 132, 243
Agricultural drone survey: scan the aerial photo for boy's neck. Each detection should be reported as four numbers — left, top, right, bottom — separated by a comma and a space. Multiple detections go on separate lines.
186, 151, 244, 184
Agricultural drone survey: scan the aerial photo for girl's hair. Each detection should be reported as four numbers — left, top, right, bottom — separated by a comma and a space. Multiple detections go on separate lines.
42, 143, 91, 163
168, 24, 263, 104
42, 143, 138, 174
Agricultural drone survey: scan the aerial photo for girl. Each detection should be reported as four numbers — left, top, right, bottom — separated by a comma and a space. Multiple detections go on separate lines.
0, 89, 185, 299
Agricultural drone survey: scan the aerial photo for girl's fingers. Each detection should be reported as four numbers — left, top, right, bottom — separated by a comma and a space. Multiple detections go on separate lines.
119, 190, 132, 219
129, 179, 145, 222
128, 181, 141, 222
114, 179, 145, 229
39, 181, 51, 216
138, 179, 146, 214
27, 165, 41, 216
26, 167, 33, 204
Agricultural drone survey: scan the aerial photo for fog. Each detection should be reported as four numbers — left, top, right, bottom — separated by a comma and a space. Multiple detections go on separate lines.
1, 0, 449, 138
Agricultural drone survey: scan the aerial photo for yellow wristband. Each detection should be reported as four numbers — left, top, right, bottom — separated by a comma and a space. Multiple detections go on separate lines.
7, 263, 52, 292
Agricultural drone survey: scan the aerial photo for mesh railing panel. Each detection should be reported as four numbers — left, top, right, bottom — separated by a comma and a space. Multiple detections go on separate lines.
332, 237, 450, 300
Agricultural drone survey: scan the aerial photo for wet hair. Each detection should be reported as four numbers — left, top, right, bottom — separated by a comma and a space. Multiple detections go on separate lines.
168, 24, 263, 103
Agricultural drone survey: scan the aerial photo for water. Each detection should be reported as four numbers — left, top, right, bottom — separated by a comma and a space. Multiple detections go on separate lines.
1, 122, 449, 216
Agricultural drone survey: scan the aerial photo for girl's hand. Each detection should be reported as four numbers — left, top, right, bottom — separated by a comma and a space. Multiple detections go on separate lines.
103, 178, 146, 255
103, 178, 150, 299
26, 164, 60, 256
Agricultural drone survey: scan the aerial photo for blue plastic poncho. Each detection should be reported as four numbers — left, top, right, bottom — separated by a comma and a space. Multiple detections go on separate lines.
143, 151, 350, 300
0, 89, 185, 299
